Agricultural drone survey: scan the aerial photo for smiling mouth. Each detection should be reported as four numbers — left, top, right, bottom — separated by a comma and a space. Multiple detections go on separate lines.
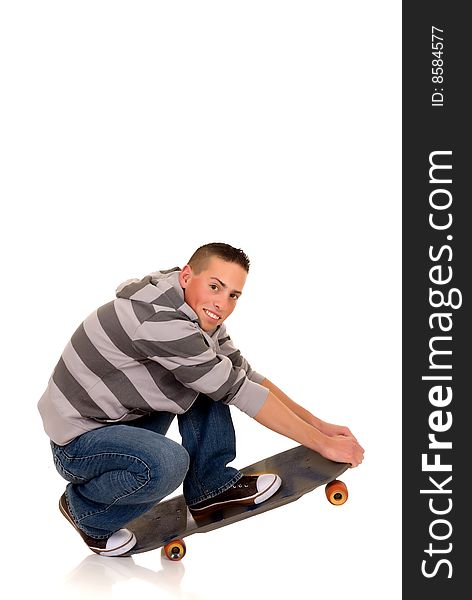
203, 308, 221, 321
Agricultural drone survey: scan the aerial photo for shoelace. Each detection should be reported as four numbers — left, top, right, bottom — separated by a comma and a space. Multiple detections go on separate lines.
232, 477, 252, 489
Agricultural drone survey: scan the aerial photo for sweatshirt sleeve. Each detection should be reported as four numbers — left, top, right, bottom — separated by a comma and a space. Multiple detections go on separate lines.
216, 323, 266, 384
132, 310, 268, 417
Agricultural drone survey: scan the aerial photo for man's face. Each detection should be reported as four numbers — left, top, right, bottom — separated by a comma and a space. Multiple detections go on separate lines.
179, 257, 247, 332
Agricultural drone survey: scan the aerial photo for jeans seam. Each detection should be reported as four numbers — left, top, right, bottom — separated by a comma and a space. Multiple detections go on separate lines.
186, 411, 212, 499
62, 452, 152, 528
54, 458, 87, 482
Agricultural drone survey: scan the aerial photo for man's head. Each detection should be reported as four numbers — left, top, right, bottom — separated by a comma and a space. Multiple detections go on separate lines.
179, 243, 250, 332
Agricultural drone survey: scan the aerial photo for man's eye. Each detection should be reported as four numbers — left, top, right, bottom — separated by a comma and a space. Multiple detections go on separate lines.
230, 294, 239, 300
210, 284, 218, 290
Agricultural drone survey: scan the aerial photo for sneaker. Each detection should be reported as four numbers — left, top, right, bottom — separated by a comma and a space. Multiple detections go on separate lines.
188, 474, 282, 515
59, 493, 137, 557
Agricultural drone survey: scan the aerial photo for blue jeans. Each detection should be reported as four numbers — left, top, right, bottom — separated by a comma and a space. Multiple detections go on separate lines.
50, 395, 242, 538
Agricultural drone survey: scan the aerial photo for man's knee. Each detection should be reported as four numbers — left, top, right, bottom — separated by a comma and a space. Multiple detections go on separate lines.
145, 438, 190, 499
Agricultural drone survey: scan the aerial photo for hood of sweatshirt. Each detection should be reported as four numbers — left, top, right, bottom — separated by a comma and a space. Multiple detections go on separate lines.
115, 267, 200, 323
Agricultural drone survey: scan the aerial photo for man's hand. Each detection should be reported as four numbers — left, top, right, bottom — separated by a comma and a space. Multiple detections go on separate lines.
317, 420, 358, 441
320, 434, 365, 467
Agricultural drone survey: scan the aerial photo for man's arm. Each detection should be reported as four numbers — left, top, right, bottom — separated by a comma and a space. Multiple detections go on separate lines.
259, 378, 358, 439
259, 378, 323, 428
254, 380, 364, 467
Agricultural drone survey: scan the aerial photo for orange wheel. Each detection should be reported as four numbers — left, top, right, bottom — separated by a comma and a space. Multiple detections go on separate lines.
162, 539, 187, 561
325, 479, 348, 505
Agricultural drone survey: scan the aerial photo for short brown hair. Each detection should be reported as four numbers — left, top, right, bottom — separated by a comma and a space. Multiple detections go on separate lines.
187, 243, 250, 274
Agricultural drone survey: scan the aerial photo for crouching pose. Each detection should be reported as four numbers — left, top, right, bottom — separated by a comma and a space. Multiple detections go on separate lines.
38, 242, 364, 556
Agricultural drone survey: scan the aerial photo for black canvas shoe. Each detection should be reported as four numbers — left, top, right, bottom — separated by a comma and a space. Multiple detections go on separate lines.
59, 493, 136, 557
188, 474, 282, 515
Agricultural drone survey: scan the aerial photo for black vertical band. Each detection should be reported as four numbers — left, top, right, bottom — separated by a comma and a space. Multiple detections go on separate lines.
403, 3, 469, 594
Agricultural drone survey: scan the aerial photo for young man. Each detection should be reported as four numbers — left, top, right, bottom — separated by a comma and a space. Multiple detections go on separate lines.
38, 242, 364, 556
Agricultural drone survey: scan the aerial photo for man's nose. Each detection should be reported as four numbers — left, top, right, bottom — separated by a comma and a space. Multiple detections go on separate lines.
214, 297, 226, 311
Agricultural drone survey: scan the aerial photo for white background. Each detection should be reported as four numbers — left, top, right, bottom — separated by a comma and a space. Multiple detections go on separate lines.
1, 2, 401, 599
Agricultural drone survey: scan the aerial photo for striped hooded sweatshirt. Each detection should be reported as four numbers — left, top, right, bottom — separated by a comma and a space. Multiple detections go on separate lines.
38, 268, 269, 445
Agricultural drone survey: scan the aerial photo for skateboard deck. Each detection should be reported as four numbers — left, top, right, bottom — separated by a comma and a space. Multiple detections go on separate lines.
124, 444, 349, 559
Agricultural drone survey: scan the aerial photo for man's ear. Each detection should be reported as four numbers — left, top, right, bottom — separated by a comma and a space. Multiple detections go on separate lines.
179, 264, 193, 288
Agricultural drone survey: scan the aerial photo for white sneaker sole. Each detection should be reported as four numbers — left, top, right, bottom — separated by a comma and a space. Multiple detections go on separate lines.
59, 495, 136, 557
93, 532, 137, 557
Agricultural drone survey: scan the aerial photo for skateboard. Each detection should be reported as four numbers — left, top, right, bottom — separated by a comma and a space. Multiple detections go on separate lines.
124, 444, 349, 560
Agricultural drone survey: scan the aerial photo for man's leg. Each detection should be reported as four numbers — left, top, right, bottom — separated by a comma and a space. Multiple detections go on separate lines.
178, 395, 282, 513
177, 394, 242, 506
52, 419, 189, 547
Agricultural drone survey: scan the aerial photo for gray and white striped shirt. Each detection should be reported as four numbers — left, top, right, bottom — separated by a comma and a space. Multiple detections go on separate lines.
38, 268, 268, 445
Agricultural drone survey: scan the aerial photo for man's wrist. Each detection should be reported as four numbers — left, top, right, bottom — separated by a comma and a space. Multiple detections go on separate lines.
307, 426, 329, 454
308, 414, 323, 431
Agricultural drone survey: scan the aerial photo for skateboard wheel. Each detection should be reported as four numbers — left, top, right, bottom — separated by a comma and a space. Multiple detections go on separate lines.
325, 480, 348, 505
162, 539, 186, 561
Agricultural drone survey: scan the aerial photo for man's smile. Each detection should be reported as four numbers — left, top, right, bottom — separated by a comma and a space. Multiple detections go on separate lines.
203, 308, 221, 321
